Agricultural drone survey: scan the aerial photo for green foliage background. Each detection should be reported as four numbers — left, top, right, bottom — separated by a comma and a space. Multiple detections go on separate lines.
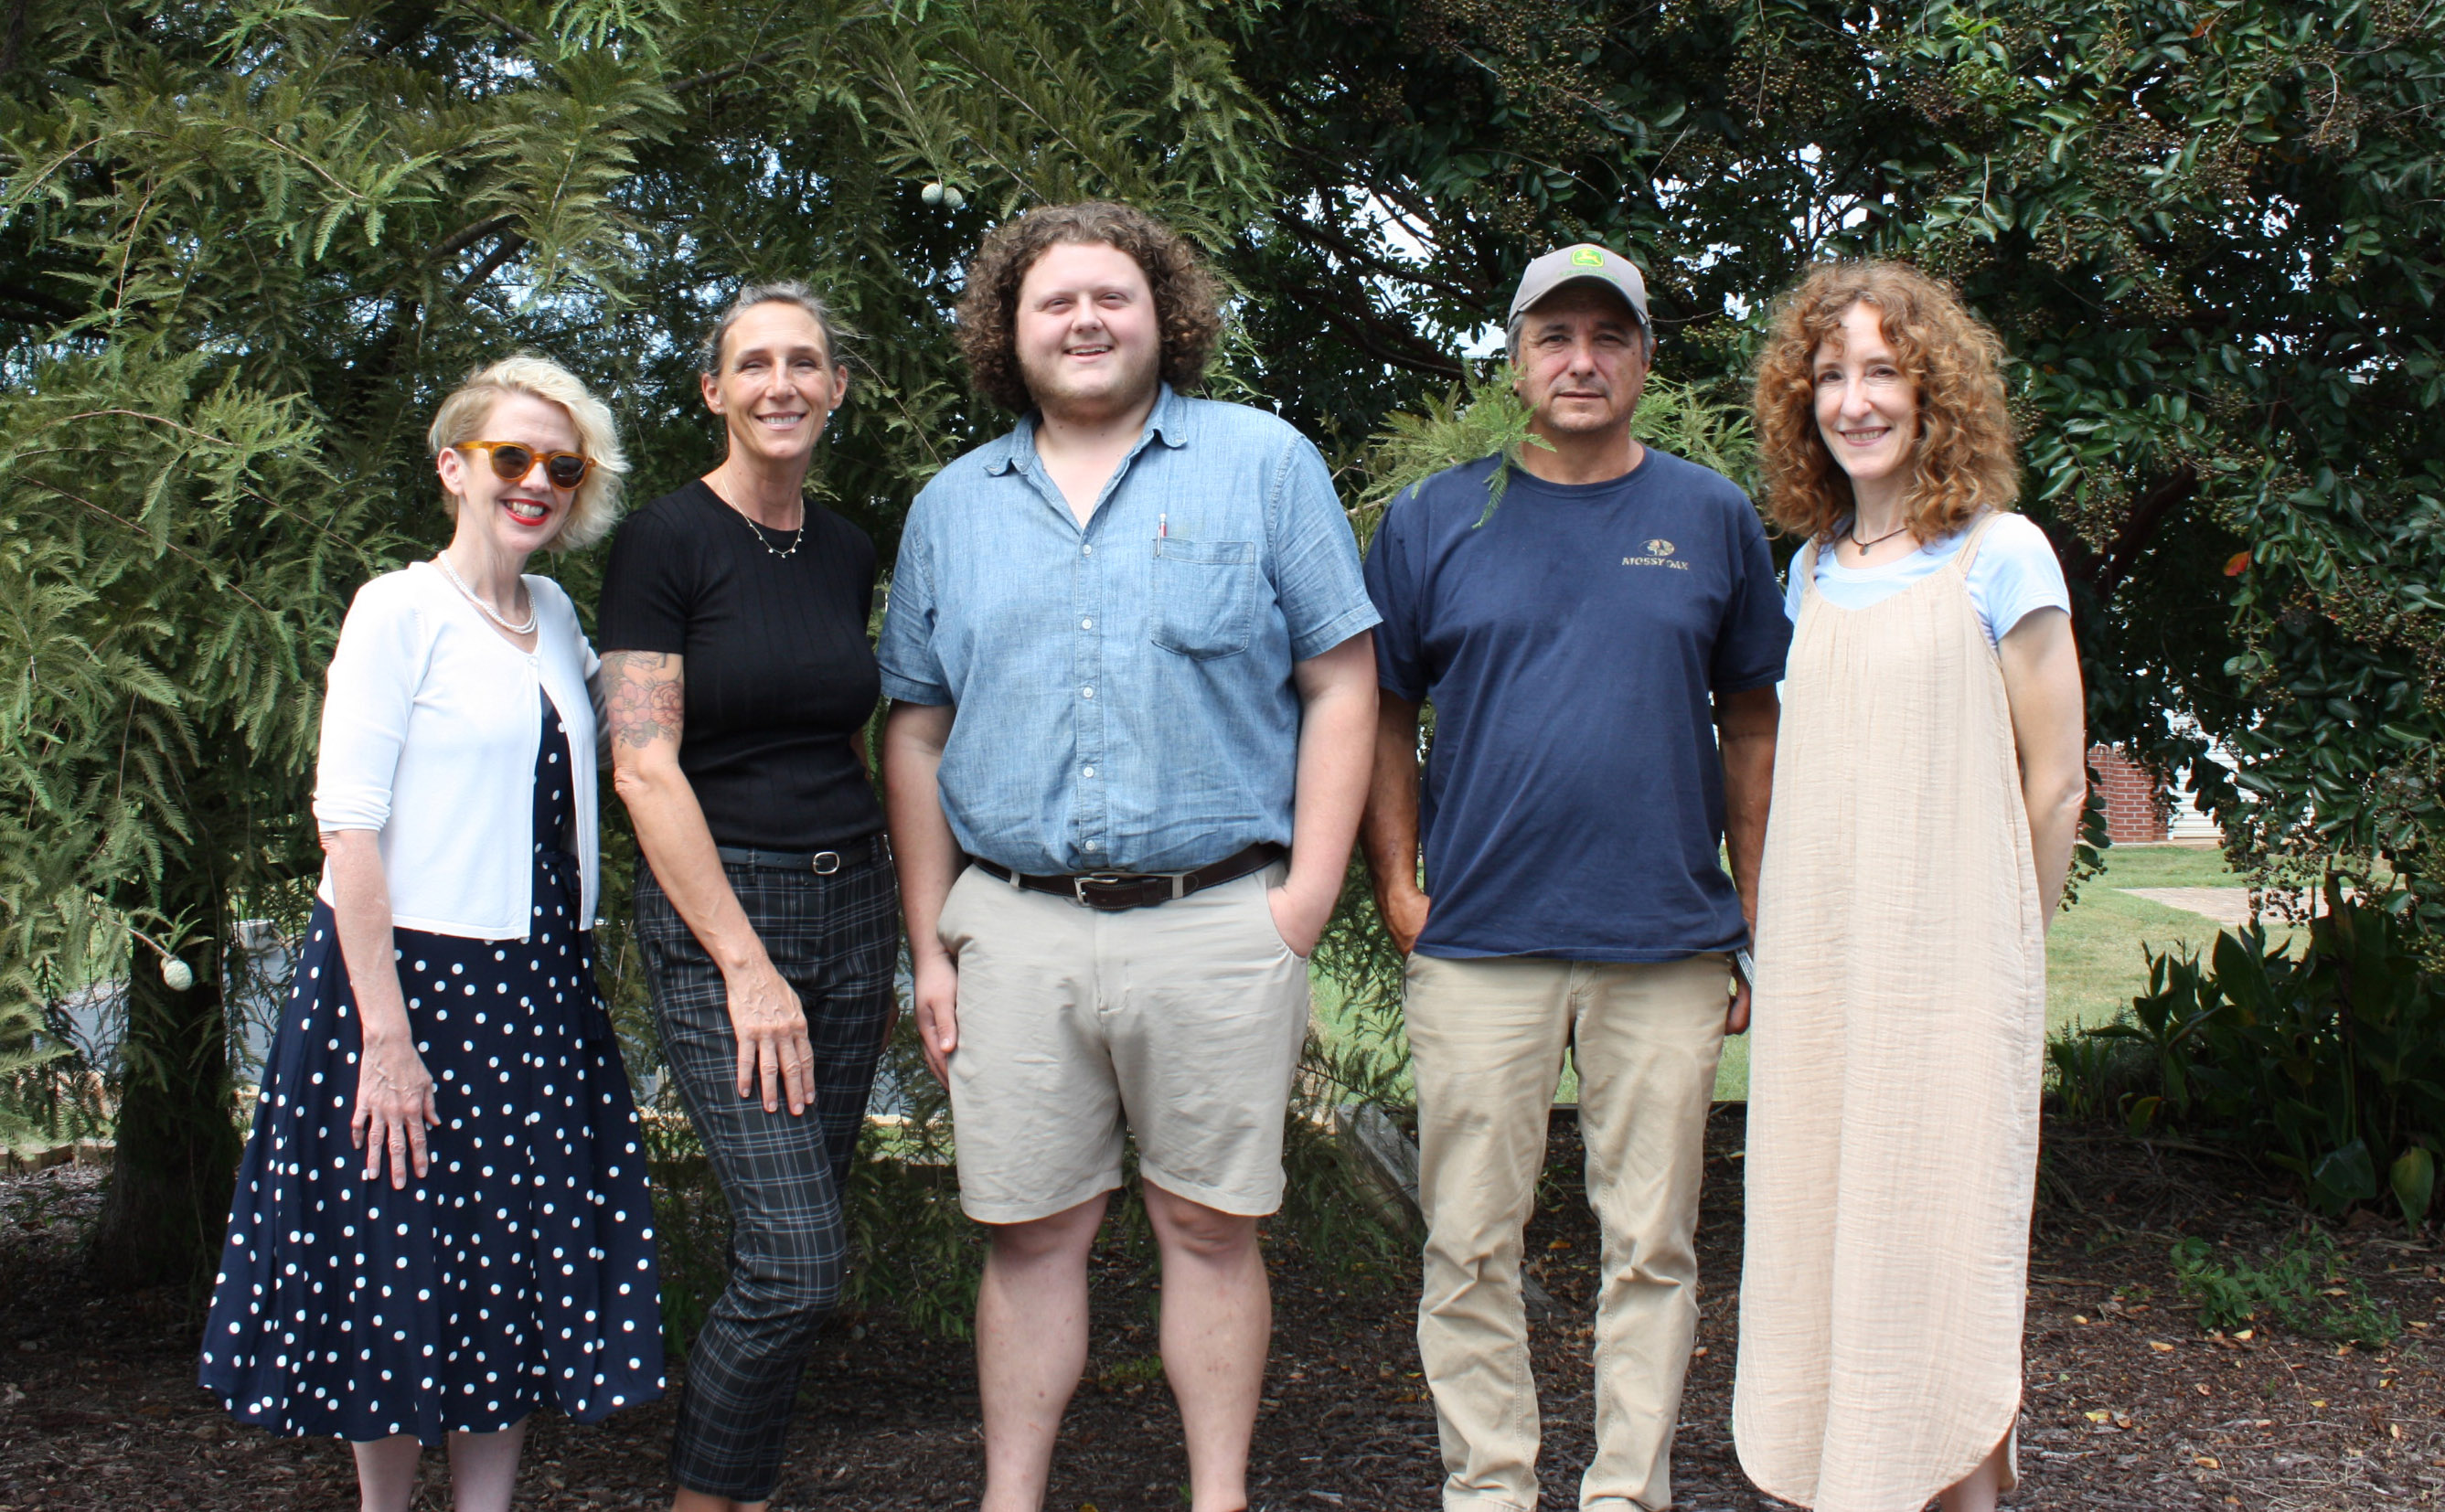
2061, 888, 2443, 1227
1, 0, 2441, 1288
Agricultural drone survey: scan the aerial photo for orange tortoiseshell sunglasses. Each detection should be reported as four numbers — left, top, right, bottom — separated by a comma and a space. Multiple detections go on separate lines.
455, 441, 593, 490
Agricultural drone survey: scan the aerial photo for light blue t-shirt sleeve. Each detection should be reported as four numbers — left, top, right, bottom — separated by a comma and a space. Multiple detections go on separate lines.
1966, 513, 2071, 644
1782, 541, 1809, 625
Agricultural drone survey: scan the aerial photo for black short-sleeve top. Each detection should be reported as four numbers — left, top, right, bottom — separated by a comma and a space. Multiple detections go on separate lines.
597, 480, 884, 852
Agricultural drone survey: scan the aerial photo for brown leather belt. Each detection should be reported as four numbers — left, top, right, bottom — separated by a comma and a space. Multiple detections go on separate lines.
968, 842, 1286, 911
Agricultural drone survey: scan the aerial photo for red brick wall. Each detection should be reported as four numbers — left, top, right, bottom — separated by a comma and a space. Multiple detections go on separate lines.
2088, 743, 2169, 843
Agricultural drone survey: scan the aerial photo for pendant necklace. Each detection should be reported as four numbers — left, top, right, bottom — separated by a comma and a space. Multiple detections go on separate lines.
1848, 516, 1914, 553
737, 505, 805, 560
435, 552, 538, 635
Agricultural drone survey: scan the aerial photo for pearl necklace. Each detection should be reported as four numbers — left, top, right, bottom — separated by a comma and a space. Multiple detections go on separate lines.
434, 553, 538, 635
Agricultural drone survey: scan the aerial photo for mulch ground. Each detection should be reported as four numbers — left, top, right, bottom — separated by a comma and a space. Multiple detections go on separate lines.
2, 1109, 2439, 1511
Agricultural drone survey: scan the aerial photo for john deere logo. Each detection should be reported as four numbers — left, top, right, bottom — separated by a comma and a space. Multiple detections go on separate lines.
1646, 538, 1674, 556
1570, 248, 1605, 267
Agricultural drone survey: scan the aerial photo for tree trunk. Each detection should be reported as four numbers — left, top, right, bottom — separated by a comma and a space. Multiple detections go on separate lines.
91, 867, 240, 1293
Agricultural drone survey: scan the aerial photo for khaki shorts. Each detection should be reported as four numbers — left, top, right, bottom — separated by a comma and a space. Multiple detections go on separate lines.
937, 861, 1311, 1223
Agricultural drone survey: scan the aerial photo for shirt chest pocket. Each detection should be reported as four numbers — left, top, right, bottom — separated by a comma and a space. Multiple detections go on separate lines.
1150, 538, 1259, 659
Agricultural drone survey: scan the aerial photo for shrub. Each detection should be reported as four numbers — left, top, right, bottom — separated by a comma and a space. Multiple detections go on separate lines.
2084, 884, 2443, 1228
2044, 1025, 2155, 1127
837, 1023, 987, 1341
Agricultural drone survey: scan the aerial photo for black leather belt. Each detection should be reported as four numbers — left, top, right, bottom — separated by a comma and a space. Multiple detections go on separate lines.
716, 834, 888, 876
969, 841, 1285, 911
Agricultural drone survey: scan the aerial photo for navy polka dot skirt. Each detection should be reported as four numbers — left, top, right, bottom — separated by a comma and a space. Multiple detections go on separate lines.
200, 696, 665, 1443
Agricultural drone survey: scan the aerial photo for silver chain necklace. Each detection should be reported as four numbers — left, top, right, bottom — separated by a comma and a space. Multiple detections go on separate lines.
737, 506, 805, 560
434, 553, 538, 635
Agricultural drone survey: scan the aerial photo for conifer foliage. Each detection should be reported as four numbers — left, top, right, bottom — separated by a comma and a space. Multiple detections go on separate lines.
0, 0, 1276, 1287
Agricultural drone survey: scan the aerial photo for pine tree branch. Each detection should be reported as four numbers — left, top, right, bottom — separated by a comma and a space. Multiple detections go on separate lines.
451, 232, 529, 298
29, 480, 272, 613
7, 133, 114, 201
232, 130, 372, 201
672, 49, 787, 95
36, 410, 232, 445
945, 46, 1120, 187
1276, 147, 1511, 303
432, 213, 518, 261
466, 6, 542, 48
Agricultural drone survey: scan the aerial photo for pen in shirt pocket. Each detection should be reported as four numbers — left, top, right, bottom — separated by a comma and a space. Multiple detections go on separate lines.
1158, 513, 1168, 539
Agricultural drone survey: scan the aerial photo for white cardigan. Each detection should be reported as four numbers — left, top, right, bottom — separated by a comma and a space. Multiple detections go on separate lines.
313, 562, 602, 939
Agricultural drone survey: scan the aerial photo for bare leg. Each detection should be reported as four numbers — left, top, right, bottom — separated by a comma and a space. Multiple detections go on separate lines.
446, 1417, 530, 1512
1936, 1437, 2010, 1512
673, 1489, 767, 1512
1143, 1183, 1268, 1512
351, 1434, 422, 1512
977, 1193, 1110, 1512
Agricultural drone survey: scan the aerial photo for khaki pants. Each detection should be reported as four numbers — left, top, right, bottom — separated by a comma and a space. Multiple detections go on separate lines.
1408, 953, 1730, 1512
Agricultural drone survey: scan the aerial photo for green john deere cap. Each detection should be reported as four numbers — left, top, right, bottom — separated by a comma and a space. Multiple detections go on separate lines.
1508, 243, 1650, 329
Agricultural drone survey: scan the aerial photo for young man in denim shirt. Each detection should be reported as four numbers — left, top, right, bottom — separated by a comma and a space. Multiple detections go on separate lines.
880, 202, 1380, 1512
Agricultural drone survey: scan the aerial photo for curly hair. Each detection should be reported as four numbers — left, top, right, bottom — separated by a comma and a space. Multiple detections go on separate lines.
955, 201, 1222, 414
1752, 261, 2020, 543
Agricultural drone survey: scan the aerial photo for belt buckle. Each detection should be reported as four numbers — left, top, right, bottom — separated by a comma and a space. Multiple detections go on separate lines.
1072, 871, 1133, 907
812, 850, 842, 875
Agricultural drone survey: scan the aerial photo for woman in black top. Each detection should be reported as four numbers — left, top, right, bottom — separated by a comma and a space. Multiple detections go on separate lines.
597, 283, 895, 1512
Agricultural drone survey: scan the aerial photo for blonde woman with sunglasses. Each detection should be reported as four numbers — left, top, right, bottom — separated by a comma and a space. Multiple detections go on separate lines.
199, 355, 665, 1512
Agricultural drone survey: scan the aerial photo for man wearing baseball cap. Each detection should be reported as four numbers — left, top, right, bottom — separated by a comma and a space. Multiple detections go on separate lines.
1359, 244, 1787, 1510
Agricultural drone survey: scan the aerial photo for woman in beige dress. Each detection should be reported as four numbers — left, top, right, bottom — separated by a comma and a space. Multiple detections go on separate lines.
1732, 261, 2088, 1512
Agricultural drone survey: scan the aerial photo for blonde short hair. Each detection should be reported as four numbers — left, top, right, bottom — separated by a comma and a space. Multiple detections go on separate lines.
425, 354, 626, 552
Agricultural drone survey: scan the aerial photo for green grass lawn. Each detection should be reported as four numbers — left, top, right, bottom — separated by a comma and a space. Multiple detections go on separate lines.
2073, 842, 2245, 890
1311, 843, 2276, 1105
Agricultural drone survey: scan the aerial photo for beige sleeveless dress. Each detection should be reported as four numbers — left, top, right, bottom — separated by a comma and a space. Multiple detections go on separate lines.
1733, 515, 2045, 1510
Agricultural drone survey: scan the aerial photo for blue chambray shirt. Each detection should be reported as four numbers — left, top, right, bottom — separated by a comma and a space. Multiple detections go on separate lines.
878, 385, 1381, 876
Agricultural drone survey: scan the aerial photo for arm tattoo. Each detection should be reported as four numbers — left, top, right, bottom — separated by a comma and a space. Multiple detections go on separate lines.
602, 651, 686, 751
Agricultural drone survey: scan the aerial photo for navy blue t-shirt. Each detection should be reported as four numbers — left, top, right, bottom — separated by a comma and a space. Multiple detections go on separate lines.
1364, 450, 1791, 961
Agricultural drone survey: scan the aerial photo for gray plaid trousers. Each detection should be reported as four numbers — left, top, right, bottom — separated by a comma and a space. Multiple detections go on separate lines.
635, 847, 898, 1501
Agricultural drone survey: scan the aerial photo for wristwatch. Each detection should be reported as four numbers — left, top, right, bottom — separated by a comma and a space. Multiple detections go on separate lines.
1735, 947, 1756, 985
